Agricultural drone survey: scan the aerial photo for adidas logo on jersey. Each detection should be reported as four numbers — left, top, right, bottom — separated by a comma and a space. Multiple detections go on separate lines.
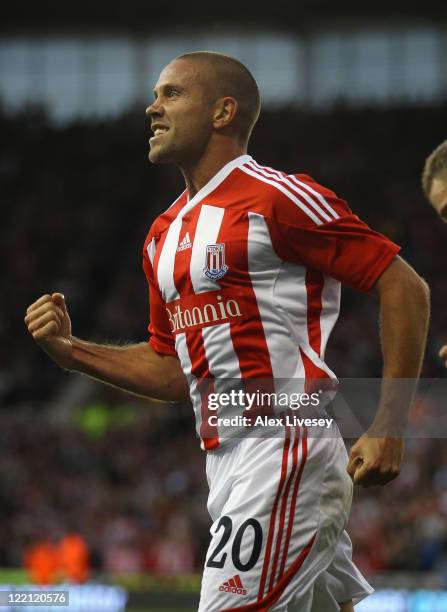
219, 574, 247, 596
177, 232, 192, 252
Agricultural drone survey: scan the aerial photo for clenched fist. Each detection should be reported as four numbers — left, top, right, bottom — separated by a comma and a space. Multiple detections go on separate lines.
24, 293, 74, 369
347, 435, 404, 487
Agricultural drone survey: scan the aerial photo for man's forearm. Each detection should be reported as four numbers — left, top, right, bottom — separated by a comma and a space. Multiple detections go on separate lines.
380, 278, 430, 379
347, 257, 429, 486
373, 258, 430, 433
69, 338, 190, 402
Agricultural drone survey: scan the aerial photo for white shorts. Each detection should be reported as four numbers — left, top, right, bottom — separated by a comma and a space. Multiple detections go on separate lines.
198, 426, 373, 611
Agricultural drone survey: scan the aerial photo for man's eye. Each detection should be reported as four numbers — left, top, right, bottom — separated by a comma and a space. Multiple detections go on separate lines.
168, 90, 179, 98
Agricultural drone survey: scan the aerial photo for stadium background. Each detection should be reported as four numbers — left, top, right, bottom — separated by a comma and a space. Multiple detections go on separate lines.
1, 1, 447, 610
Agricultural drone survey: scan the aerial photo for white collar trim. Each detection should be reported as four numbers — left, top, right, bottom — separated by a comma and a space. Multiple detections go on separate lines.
185, 154, 252, 207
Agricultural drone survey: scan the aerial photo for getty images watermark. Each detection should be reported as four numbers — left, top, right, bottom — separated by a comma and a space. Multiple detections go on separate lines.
206, 389, 335, 430
196, 378, 447, 439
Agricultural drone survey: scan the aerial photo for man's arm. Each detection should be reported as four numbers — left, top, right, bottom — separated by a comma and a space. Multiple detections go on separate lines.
24, 293, 190, 402
347, 256, 430, 487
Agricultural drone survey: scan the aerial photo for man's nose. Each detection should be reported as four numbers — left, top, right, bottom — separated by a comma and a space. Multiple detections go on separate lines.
146, 101, 163, 117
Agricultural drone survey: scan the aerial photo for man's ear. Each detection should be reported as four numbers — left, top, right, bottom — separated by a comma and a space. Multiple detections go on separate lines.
213, 97, 238, 130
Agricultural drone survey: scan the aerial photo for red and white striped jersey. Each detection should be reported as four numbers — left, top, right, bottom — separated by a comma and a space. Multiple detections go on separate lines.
142, 155, 400, 450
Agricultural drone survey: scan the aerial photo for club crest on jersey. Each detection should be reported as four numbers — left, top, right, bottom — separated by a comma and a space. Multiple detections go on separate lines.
203, 243, 228, 280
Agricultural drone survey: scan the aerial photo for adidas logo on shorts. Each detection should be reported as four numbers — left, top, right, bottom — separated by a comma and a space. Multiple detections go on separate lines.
177, 232, 192, 252
219, 574, 247, 595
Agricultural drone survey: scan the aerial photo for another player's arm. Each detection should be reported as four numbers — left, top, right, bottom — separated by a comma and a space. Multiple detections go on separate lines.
347, 256, 430, 486
440, 345, 447, 367
24, 293, 189, 402
422, 144, 447, 367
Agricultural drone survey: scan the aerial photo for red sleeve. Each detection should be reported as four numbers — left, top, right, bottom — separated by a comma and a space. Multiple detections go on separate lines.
142, 247, 177, 357
269, 175, 401, 293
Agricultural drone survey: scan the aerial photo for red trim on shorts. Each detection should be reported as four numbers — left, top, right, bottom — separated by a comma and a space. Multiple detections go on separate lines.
278, 427, 308, 580
257, 427, 291, 600
267, 427, 300, 591
218, 532, 317, 612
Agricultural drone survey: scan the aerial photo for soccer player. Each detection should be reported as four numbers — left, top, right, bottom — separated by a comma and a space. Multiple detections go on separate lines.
422, 140, 447, 367
25, 52, 430, 611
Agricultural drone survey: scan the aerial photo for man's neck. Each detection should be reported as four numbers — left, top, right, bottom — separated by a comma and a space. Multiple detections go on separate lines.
180, 143, 247, 199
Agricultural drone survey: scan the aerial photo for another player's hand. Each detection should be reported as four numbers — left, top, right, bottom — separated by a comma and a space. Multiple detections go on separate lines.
347, 435, 404, 487
24, 293, 74, 369
439, 345, 447, 367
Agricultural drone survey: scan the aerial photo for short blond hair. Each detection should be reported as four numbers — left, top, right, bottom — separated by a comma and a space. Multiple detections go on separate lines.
422, 140, 447, 199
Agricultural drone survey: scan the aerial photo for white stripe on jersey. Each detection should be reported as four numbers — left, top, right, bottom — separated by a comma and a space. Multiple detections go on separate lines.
157, 217, 182, 302
146, 238, 156, 266
320, 276, 341, 359
274, 262, 337, 380
273, 261, 309, 348
288, 175, 339, 219
249, 160, 333, 223
175, 333, 191, 375
239, 165, 323, 226
175, 333, 203, 439
202, 323, 242, 380
247, 212, 305, 381
190, 205, 226, 294
174, 333, 194, 384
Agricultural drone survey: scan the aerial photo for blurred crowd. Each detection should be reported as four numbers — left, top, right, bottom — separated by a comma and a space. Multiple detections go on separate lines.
1, 102, 447, 577
0, 402, 208, 576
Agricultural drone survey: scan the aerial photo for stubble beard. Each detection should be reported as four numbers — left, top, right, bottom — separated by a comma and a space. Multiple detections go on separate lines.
148, 143, 172, 164
149, 132, 187, 165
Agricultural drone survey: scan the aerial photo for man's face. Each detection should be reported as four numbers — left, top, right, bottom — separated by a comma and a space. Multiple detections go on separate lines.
429, 171, 447, 222
146, 59, 215, 165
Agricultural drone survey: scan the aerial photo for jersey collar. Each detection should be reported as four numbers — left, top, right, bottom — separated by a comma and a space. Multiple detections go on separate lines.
185, 154, 252, 206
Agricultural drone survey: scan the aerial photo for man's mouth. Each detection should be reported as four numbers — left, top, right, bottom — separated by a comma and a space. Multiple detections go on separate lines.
151, 125, 169, 138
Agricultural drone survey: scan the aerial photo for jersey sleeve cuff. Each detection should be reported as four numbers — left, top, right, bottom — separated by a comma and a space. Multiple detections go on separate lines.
358, 244, 401, 293
149, 335, 178, 357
